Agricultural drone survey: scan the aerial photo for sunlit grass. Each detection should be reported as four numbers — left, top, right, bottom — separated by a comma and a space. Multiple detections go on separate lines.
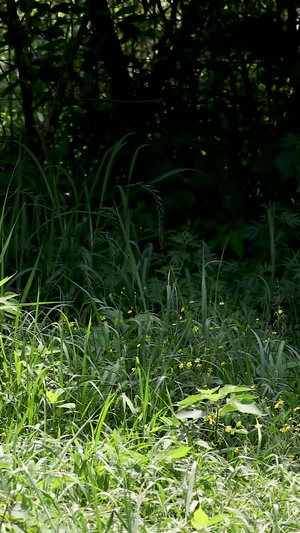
0, 280, 300, 531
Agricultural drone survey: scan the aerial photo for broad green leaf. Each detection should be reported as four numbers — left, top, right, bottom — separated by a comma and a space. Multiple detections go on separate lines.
191, 507, 209, 528
218, 385, 251, 395
192, 507, 226, 529
46, 388, 64, 404
59, 403, 76, 410
197, 439, 213, 450
219, 403, 239, 416
163, 446, 191, 459
0, 461, 12, 468
178, 394, 207, 406
116, 6, 136, 16
220, 401, 264, 417
196, 386, 220, 395
176, 408, 206, 420
275, 150, 295, 178
178, 387, 221, 406
207, 514, 226, 526
236, 394, 257, 402
281, 132, 299, 148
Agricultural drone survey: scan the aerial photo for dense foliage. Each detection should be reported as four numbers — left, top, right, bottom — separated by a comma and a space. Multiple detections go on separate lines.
0, 0, 300, 231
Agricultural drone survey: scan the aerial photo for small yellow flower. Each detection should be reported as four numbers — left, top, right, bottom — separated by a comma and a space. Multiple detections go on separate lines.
218, 345, 223, 349
192, 325, 199, 333
225, 425, 232, 433
234, 447, 239, 453
137, 343, 141, 348
250, 384, 256, 389
272, 331, 278, 335
181, 307, 185, 312
189, 300, 195, 304
179, 315, 183, 321
277, 309, 283, 315
221, 361, 226, 366
186, 362, 193, 368
219, 301, 225, 306
294, 406, 300, 411
145, 335, 151, 341
178, 348, 183, 353
280, 424, 291, 433
131, 367, 136, 372
179, 363, 185, 369
209, 326, 214, 330
172, 322, 177, 326
255, 422, 262, 429
194, 358, 200, 363
236, 421, 242, 427
100, 316, 106, 321
274, 399, 284, 409
127, 310, 133, 314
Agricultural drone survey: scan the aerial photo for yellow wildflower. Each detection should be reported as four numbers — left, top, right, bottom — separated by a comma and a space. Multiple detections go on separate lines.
280, 424, 291, 433
274, 399, 284, 409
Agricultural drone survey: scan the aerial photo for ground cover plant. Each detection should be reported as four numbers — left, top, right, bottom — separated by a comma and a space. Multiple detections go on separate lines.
1, 149, 300, 532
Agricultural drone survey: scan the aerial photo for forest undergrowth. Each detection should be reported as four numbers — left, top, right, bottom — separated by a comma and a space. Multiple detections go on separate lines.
0, 147, 300, 532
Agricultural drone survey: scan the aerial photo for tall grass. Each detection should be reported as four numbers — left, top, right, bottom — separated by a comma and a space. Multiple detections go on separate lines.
1, 143, 300, 530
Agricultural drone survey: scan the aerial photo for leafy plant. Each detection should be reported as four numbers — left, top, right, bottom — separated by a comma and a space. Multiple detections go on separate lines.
176, 384, 265, 446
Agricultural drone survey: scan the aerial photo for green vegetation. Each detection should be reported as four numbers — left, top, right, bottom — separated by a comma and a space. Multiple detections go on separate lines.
1, 1, 300, 529
0, 149, 300, 532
